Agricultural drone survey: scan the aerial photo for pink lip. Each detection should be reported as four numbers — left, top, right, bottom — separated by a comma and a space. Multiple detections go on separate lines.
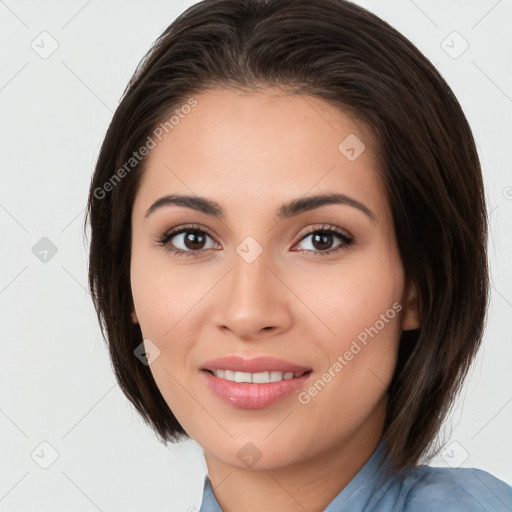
200, 355, 313, 409
201, 371, 312, 409
201, 355, 311, 374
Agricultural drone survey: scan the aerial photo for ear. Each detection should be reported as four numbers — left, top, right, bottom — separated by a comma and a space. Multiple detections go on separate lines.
131, 309, 139, 324
401, 281, 420, 331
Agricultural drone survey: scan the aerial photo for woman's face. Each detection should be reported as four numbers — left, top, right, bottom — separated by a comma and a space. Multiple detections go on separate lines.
130, 87, 419, 471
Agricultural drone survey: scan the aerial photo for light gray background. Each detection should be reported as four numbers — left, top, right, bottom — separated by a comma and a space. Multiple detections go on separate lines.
1, 1, 511, 510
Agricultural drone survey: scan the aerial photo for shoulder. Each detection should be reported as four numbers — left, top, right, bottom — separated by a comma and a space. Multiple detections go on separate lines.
399, 464, 512, 512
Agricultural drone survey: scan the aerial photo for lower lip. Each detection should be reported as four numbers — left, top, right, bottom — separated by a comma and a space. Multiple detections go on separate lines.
202, 371, 312, 409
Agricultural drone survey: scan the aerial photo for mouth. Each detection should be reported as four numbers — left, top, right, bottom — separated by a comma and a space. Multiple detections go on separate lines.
200, 355, 313, 408
201, 354, 312, 374
202, 368, 311, 383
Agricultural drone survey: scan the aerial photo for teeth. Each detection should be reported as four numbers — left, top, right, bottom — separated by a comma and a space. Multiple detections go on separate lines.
270, 371, 282, 382
211, 369, 302, 383
234, 371, 252, 383
253, 371, 270, 383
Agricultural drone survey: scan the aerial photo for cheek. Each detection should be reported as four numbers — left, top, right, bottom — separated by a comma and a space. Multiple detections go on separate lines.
130, 250, 221, 411
130, 248, 209, 340
296, 248, 404, 344
130, 255, 206, 425
295, 248, 404, 406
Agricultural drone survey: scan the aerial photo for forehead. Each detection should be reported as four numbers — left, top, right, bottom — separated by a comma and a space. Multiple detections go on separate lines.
134, 87, 387, 221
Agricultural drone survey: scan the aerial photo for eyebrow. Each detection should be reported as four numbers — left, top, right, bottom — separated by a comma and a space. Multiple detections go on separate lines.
145, 192, 376, 222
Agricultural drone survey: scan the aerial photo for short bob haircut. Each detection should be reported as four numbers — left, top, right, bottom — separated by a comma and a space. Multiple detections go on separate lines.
86, 0, 488, 471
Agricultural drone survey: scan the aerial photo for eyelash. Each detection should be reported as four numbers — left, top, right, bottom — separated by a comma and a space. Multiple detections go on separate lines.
155, 223, 354, 258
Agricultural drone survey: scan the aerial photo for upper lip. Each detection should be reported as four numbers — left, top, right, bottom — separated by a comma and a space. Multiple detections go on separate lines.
201, 355, 312, 374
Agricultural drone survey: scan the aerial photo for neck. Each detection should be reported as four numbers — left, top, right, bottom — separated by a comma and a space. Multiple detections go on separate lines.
203, 399, 387, 512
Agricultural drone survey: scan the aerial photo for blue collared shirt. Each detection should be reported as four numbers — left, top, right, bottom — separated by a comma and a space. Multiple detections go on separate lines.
199, 441, 512, 511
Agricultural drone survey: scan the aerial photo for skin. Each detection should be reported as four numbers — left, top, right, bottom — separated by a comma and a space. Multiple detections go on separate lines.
130, 87, 420, 512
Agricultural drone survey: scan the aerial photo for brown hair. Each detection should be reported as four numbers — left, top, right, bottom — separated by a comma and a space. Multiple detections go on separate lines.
85, 0, 489, 471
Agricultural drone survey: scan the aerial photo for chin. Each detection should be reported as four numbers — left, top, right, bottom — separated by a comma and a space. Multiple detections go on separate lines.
200, 432, 311, 471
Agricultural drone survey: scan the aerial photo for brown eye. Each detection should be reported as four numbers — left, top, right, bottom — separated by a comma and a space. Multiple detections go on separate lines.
182, 230, 208, 250
157, 226, 219, 256
293, 226, 353, 255
311, 232, 335, 251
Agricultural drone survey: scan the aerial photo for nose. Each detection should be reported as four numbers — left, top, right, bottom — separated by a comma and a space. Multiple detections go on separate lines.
211, 248, 293, 341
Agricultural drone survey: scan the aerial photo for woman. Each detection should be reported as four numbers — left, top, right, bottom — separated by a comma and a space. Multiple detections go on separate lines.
86, 0, 512, 510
